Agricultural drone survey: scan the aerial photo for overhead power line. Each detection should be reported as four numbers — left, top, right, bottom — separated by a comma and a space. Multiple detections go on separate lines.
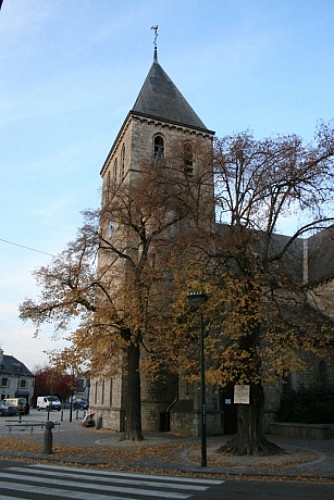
0, 238, 55, 257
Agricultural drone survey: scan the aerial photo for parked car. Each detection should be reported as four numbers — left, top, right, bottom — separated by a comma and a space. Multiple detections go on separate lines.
73, 399, 88, 411
3, 397, 27, 414
0, 401, 17, 416
37, 396, 61, 411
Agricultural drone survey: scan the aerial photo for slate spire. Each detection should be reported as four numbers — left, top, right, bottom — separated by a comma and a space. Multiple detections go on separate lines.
131, 27, 207, 131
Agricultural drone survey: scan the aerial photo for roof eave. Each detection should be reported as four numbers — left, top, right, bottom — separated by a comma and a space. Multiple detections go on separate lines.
130, 110, 215, 135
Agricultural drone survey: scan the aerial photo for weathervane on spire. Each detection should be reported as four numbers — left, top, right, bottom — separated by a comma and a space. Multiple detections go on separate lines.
150, 25, 159, 62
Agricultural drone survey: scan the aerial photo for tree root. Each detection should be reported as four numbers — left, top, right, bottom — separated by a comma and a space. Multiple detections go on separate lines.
119, 432, 145, 442
218, 435, 283, 456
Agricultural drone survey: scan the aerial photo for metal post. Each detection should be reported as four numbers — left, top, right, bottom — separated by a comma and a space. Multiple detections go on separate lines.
187, 292, 208, 468
200, 311, 207, 467
69, 394, 73, 423
43, 421, 54, 454
69, 367, 75, 422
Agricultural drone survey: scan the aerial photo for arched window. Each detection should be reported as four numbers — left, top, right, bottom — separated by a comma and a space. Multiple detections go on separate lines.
282, 372, 293, 396
104, 171, 111, 203
153, 135, 164, 160
108, 170, 112, 199
184, 141, 194, 176
101, 379, 105, 405
121, 144, 125, 179
113, 158, 118, 182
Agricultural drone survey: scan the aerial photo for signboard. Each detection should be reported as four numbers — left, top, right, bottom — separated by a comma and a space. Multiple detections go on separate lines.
234, 384, 250, 404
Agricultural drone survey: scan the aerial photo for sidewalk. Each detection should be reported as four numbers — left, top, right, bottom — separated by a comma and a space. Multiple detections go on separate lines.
1, 417, 333, 480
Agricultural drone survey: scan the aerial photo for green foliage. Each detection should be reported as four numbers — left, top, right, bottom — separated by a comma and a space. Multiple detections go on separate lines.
276, 384, 334, 424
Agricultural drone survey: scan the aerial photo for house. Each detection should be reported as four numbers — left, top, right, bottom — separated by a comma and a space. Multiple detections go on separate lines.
0, 348, 35, 403
75, 372, 90, 402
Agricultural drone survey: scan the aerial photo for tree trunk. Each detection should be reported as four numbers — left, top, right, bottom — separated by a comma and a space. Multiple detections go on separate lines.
219, 384, 282, 456
122, 343, 144, 441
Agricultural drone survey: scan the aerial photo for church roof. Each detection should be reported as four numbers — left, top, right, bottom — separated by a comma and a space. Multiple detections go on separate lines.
307, 227, 334, 284
131, 57, 210, 132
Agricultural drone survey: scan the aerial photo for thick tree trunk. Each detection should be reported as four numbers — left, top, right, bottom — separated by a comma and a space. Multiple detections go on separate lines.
122, 343, 144, 441
219, 384, 282, 456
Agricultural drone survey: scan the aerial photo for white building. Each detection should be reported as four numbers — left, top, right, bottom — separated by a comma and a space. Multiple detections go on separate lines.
0, 348, 35, 403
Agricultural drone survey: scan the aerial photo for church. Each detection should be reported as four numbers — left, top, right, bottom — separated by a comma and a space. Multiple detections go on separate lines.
88, 34, 334, 436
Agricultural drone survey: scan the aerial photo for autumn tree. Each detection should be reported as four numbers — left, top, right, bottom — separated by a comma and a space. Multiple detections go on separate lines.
32, 365, 73, 405
167, 122, 334, 455
20, 141, 211, 440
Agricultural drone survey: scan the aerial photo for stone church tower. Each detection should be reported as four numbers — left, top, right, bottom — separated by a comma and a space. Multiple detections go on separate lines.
89, 38, 218, 434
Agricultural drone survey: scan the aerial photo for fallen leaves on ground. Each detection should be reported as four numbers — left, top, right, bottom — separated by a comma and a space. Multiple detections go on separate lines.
1, 432, 332, 485
1, 434, 195, 471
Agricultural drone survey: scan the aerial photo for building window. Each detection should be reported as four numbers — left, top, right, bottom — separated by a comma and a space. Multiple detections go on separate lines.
108, 221, 114, 238
153, 135, 164, 160
20, 380, 26, 388
151, 252, 157, 269
109, 379, 113, 407
282, 372, 293, 396
101, 380, 105, 405
319, 360, 328, 387
121, 144, 125, 179
1, 377, 8, 387
184, 141, 194, 176
113, 158, 118, 182
13, 364, 22, 375
106, 171, 111, 201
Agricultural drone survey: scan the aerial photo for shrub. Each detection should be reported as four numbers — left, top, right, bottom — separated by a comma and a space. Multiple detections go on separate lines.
275, 384, 334, 424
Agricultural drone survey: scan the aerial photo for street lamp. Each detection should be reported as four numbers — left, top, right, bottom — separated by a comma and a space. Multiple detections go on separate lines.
187, 292, 208, 467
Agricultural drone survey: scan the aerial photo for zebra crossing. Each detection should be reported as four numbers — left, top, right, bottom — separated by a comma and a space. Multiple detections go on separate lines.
0, 463, 225, 499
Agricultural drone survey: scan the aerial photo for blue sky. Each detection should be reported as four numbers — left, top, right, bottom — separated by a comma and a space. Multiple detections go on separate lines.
1, 0, 333, 371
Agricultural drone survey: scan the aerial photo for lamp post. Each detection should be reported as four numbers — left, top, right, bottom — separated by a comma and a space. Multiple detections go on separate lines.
187, 292, 207, 467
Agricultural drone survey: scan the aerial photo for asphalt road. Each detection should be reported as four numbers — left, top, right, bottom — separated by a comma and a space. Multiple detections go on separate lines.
1, 409, 334, 499
0, 460, 334, 499
192, 478, 334, 499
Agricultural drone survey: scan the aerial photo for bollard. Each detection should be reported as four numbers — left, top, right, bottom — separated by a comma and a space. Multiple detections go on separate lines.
96, 416, 102, 429
43, 421, 55, 454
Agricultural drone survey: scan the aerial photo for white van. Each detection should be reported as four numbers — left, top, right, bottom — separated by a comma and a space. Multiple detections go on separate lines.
37, 396, 61, 411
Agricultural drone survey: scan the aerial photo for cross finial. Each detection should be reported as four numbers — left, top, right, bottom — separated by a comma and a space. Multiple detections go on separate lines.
150, 25, 158, 62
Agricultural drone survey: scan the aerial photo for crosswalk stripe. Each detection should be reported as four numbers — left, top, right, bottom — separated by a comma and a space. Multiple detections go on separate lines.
0, 463, 225, 500
31, 463, 224, 485
0, 472, 189, 500
7, 467, 209, 492
0, 481, 135, 500
0, 471, 190, 499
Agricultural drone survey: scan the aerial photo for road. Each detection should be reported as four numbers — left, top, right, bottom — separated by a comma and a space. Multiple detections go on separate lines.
0, 460, 333, 499
0, 461, 223, 499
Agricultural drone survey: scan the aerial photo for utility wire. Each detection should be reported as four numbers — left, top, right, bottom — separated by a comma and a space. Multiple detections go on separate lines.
0, 238, 55, 257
